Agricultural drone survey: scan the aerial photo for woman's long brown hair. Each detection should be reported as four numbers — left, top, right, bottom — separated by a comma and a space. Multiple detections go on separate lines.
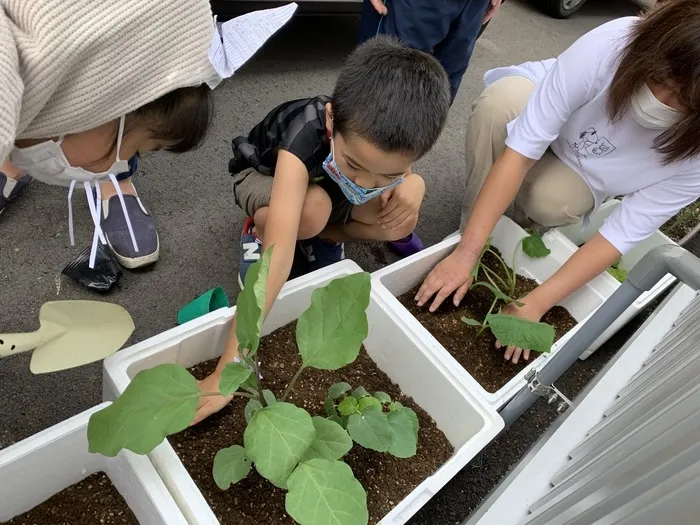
607, 0, 700, 165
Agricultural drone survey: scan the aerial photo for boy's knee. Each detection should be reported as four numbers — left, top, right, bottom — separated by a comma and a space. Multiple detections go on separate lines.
386, 214, 418, 242
298, 185, 332, 239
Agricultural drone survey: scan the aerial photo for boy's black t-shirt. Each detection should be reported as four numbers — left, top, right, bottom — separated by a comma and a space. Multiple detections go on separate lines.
229, 95, 331, 179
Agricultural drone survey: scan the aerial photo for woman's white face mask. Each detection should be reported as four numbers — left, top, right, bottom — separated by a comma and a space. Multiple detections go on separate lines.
630, 84, 680, 130
9, 116, 129, 188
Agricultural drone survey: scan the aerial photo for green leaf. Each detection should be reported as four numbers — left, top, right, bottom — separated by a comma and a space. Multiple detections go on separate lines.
338, 396, 359, 417
387, 409, 418, 458
403, 406, 419, 435
262, 389, 277, 406
328, 414, 344, 426
607, 264, 628, 283
461, 316, 483, 327
300, 417, 353, 462
388, 401, 404, 412
296, 273, 371, 370
244, 398, 262, 424
358, 396, 381, 413
352, 386, 370, 399
244, 402, 316, 488
88, 364, 199, 456
486, 313, 555, 354
521, 232, 551, 258
347, 406, 392, 452
324, 396, 336, 417
374, 391, 391, 404
218, 362, 253, 396
212, 445, 252, 489
286, 459, 368, 525
328, 382, 352, 400
236, 246, 274, 356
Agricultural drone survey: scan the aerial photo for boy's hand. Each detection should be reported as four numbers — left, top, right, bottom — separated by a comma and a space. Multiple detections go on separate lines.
378, 175, 425, 230
190, 370, 233, 426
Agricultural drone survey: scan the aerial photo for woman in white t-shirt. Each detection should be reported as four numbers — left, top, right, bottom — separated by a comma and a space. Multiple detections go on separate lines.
416, 0, 700, 363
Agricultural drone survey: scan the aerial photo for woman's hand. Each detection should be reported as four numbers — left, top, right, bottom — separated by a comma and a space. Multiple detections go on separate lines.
378, 175, 425, 231
369, 0, 388, 15
190, 370, 233, 426
496, 300, 545, 364
415, 248, 477, 312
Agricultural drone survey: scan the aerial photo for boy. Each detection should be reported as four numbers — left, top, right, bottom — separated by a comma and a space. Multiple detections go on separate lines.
192, 36, 450, 424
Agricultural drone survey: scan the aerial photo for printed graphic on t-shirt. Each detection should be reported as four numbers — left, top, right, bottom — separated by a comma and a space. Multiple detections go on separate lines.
567, 127, 616, 167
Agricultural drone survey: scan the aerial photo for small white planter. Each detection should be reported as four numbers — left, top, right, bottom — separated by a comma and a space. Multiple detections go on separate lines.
557, 199, 678, 359
0, 402, 187, 525
102, 260, 504, 525
372, 216, 610, 409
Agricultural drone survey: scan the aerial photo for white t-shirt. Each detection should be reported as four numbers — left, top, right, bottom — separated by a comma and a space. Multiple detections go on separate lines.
483, 17, 700, 255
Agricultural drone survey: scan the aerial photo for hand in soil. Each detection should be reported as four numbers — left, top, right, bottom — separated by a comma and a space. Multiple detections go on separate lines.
496, 301, 543, 364
191, 371, 233, 426
415, 250, 474, 311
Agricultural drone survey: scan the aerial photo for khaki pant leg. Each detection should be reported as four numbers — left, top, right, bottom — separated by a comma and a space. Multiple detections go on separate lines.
460, 75, 537, 230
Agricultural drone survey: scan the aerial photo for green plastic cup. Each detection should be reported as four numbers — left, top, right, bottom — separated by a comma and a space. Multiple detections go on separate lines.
177, 287, 229, 325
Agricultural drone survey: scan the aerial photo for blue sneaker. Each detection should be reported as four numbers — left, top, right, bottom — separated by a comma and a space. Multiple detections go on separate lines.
300, 237, 345, 272
239, 217, 262, 288
0, 171, 32, 216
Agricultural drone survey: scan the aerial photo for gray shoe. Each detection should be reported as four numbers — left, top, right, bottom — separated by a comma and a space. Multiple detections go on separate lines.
0, 172, 32, 215
101, 194, 159, 268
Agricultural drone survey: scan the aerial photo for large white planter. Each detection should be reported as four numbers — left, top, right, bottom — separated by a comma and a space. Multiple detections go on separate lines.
0, 402, 187, 525
102, 260, 504, 525
556, 199, 678, 359
372, 216, 611, 409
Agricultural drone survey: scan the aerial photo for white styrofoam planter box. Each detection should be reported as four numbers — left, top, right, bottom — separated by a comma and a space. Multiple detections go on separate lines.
102, 260, 504, 525
556, 199, 678, 359
0, 402, 187, 525
372, 216, 612, 409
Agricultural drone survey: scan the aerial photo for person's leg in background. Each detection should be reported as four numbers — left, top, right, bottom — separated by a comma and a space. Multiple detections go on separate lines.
99, 154, 160, 268
359, 0, 494, 103
460, 75, 593, 232
0, 159, 33, 216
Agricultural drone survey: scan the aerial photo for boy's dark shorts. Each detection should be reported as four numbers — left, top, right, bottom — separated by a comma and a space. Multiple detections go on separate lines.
232, 167, 354, 225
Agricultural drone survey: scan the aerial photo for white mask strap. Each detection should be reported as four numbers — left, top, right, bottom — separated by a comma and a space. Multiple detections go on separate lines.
108, 174, 139, 254
84, 182, 107, 269
68, 181, 76, 246
115, 115, 125, 163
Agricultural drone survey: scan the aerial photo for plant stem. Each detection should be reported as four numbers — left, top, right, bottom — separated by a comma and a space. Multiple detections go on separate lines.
510, 239, 525, 297
486, 249, 513, 293
483, 266, 508, 293
201, 391, 256, 400
251, 359, 267, 407
477, 296, 500, 338
281, 365, 306, 402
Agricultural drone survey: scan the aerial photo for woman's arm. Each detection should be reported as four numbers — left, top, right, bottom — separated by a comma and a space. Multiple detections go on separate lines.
526, 233, 621, 315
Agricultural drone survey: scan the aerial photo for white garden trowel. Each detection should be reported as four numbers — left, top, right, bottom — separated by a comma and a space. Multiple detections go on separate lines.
0, 301, 134, 374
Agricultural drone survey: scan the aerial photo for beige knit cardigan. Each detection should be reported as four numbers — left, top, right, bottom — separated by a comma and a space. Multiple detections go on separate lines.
0, 0, 218, 162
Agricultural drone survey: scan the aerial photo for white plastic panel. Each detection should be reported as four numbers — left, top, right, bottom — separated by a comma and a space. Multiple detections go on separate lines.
0, 403, 187, 525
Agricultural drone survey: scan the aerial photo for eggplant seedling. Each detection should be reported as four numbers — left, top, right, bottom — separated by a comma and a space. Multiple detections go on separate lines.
87, 247, 416, 525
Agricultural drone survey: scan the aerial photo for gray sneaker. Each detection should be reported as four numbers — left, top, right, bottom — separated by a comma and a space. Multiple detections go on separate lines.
101, 193, 160, 268
0, 172, 32, 215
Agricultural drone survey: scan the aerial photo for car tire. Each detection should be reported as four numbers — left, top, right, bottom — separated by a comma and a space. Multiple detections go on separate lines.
541, 0, 588, 18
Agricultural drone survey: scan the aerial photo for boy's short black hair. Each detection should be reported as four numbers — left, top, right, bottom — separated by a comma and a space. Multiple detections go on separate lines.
331, 35, 450, 160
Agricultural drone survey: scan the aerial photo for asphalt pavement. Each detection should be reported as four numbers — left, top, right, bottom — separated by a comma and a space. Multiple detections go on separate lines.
0, 0, 646, 455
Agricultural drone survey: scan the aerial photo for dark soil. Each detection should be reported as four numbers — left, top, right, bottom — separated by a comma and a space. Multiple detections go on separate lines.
398, 250, 577, 393
169, 323, 454, 525
7, 472, 138, 524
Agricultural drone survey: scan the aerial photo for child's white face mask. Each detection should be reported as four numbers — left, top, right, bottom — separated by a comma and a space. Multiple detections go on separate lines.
630, 84, 680, 130
10, 116, 129, 188
9, 115, 139, 269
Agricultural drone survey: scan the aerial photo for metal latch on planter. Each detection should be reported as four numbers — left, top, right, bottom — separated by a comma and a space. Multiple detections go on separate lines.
524, 369, 572, 413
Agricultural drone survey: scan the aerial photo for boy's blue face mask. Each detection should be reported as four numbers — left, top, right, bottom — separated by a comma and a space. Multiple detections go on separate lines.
322, 139, 403, 206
